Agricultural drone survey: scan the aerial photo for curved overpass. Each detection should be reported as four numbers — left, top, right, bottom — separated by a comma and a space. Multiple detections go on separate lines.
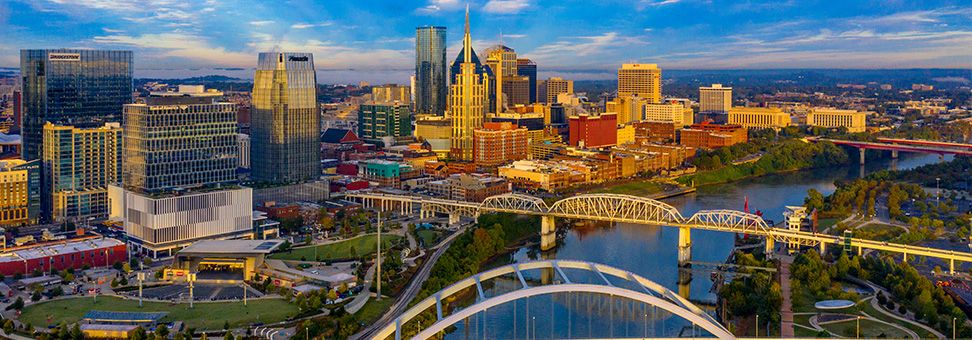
373, 260, 733, 340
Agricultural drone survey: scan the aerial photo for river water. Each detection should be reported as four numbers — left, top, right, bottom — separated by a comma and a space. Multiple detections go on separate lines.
441, 153, 950, 339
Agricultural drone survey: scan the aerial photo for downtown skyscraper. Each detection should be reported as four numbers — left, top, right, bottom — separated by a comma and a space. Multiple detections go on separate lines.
415, 26, 448, 116
20, 49, 133, 161
449, 7, 490, 161
251, 52, 321, 183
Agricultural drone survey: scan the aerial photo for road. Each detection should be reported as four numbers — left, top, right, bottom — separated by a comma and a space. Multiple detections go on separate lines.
350, 223, 469, 340
345, 264, 376, 314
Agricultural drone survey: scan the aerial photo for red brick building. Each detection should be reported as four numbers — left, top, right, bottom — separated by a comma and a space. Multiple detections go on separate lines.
569, 113, 617, 148
473, 122, 528, 168
0, 237, 126, 276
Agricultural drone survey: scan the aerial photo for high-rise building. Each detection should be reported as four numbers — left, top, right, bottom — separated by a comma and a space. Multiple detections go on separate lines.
20, 49, 132, 161
728, 107, 791, 129
113, 86, 258, 258
806, 108, 867, 133
372, 84, 411, 104
416, 26, 448, 116
122, 86, 239, 193
485, 45, 518, 113
543, 77, 574, 104
679, 123, 748, 149
449, 7, 490, 161
516, 59, 537, 103
251, 52, 320, 183
607, 95, 647, 125
503, 77, 532, 106
359, 102, 413, 140
238, 133, 250, 170
11, 91, 21, 134
699, 84, 732, 113
473, 122, 528, 167
42, 122, 122, 222
617, 63, 661, 103
0, 159, 39, 226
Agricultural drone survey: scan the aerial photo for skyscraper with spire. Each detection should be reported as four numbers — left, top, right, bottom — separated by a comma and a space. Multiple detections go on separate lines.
449, 6, 490, 161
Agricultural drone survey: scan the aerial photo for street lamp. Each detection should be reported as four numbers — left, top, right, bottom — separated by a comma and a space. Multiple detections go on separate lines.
856, 315, 861, 339
953, 317, 957, 340
376, 211, 382, 301
755, 314, 759, 338
936, 177, 941, 202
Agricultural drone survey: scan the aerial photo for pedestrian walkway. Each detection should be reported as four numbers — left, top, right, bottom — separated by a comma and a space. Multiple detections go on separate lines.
779, 254, 795, 338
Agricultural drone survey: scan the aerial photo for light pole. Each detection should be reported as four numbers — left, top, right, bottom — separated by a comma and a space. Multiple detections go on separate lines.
137, 272, 145, 307
953, 317, 957, 340
242, 282, 247, 306
856, 316, 861, 339
188, 273, 196, 309
755, 314, 758, 338
937, 177, 941, 202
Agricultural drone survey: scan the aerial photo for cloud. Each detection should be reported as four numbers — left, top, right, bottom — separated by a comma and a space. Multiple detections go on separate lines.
92, 32, 252, 66
249, 20, 275, 26
247, 35, 412, 70
101, 27, 124, 33
291, 22, 333, 29
482, 0, 530, 14
415, 0, 461, 14
528, 32, 649, 66
639, 0, 680, 7
502, 34, 526, 39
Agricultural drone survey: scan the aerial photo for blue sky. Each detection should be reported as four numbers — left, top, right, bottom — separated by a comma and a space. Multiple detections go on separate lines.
1, 0, 971, 83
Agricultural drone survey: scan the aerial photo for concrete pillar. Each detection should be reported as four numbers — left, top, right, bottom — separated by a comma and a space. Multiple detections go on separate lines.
891, 149, 898, 159
540, 215, 556, 251
678, 227, 691, 267
939, 154, 945, 163
677, 267, 692, 300
764, 238, 775, 258
819, 242, 826, 254
859, 148, 866, 165
448, 213, 460, 226
950, 259, 955, 275
902, 252, 908, 263
857, 246, 863, 256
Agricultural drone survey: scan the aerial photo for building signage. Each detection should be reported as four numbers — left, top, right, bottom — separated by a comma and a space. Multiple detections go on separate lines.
288, 56, 309, 62
48, 53, 81, 62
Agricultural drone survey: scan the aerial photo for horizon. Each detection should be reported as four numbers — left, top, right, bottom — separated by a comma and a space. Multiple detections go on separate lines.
3, 1, 972, 83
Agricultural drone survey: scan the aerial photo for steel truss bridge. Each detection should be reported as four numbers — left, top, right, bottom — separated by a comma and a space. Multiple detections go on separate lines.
348, 192, 972, 274
373, 260, 734, 340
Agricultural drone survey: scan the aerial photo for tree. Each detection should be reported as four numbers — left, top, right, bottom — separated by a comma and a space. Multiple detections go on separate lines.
30, 291, 41, 302
224, 332, 234, 340
70, 323, 83, 340
129, 326, 147, 340
122, 263, 132, 273
223, 321, 230, 330
805, 189, 824, 212
154, 324, 169, 339
2, 319, 14, 334
8, 297, 23, 310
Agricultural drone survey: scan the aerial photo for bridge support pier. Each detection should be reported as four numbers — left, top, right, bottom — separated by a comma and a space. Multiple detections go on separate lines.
677, 267, 692, 300
764, 238, 775, 258
902, 252, 908, 263
819, 242, 826, 254
448, 213, 460, 226
540, 215, 556, 251
891, 149, 898, 159
950, 259, 955, 275
678, 227, 692, 267
859, 148, 866, 165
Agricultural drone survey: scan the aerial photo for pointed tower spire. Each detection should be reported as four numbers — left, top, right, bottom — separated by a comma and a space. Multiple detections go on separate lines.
463, 4, 472, 64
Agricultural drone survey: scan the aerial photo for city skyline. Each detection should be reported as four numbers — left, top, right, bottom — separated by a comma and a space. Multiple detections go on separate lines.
2, 1, 972, 83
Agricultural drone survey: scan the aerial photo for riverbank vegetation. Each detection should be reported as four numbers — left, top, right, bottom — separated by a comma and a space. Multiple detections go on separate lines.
875, 156, 970, 191
718, 252, 782, 336
680, 138, 848, 186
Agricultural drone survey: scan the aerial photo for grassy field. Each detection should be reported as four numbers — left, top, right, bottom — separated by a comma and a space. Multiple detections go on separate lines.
353, 297, 394, 325
415, 229, 442, 248
20, 296, 298, 330
271, 234, 402, 261
859, 300, 938, 339
820, 318, 910, 339
855, 223, 903, 241
592, 180, 665, 197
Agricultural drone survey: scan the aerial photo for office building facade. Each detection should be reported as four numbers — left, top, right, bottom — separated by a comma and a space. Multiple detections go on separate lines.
806, 108, 867, 133
617, 63, 661, 103
42, 123, 122, 222
543, 77, 574, 104
0, 159, 39, 226
473, 122, 528, 168
569, 113, 618, 148
20, 49, 132, 161
358, 102, 413, 140
699, 84, 732, 113
251, 52, 320, 183
644, 103, 693, 127
516, 59, 537, 103
372, 84, 411, 104
416, 26, 448, 116
728, 107, 791, 129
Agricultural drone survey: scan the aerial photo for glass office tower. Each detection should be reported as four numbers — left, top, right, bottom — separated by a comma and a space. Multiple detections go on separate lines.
415, 26, 447, 116
251, 52, 320, 183
20, 49, 133, 161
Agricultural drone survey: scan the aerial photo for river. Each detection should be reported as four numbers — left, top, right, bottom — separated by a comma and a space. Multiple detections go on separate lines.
440, 153, 951, 339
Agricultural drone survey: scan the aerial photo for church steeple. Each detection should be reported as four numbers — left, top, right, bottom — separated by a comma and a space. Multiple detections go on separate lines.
463, 4, 471, 64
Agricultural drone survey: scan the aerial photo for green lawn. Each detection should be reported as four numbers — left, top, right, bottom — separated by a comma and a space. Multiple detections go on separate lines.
859, 300, 938, 339
820, 318, 909, 339
415, 229, 441, 247
20, 296, 298, 330
353, 296, 394, 325
593, 181, 664, 197
855, 223, 903, 241
817, 218, 839, 230
271, 234, 402, 261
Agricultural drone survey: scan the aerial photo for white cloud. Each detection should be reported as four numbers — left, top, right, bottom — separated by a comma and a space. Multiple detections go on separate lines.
503, 34, 526, 39
291, 22, 334, 29
528, 32, 649, 67
482, 0, 529, 14
249, 20, 275, 26
92, 32, 252, 66
640, 0, 680, 7
415, 0, 462, 14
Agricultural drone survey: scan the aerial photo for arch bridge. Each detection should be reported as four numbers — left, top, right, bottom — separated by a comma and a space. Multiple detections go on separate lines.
373, 260, 733, 340
346, 192, 972, 274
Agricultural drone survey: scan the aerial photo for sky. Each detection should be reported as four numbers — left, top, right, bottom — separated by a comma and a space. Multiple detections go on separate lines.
1, 0, 971, 83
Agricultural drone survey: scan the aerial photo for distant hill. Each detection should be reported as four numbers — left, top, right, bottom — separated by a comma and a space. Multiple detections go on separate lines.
137, 75, 248, 83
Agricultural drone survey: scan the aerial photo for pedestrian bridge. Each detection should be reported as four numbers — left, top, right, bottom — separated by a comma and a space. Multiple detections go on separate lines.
348, 191, 972, 274
373, 260, 733, 340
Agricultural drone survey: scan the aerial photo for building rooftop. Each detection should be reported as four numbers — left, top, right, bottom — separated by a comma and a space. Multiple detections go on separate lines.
0, 238, 124, 264
177, 239, 284, 255
83, 310, 168, 323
